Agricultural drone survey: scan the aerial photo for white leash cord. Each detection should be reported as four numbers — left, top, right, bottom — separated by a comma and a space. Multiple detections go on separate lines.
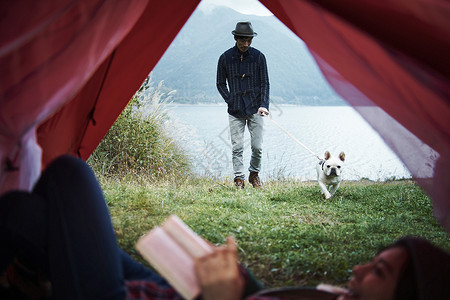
263, 114, 321, 161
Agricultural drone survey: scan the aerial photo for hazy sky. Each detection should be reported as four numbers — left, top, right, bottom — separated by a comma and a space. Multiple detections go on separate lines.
198, 0, 273, 16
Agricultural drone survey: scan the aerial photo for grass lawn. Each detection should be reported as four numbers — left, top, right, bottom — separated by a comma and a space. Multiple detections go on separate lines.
101, 177, 450, 289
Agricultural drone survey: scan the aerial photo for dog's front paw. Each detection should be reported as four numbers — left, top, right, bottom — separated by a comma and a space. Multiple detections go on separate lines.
324, 192, 332, 200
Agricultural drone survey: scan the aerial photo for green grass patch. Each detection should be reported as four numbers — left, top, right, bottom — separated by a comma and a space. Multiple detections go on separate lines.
102, 177, 450, 289
88, 77, 191, 181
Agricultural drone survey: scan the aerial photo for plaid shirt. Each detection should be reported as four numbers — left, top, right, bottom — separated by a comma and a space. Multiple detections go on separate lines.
125, 266, 283, 300
217, 45, 270, 117
125, 280, 183, 300
125, 280, 281, 300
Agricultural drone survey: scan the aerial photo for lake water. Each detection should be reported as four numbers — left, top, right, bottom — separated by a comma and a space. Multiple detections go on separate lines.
165, 104, 411, 181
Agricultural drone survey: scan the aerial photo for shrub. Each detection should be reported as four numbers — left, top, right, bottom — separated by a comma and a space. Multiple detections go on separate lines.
88, 75, 191, 181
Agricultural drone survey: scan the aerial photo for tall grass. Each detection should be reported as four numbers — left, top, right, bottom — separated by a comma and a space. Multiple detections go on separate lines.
88, 76, 191, 181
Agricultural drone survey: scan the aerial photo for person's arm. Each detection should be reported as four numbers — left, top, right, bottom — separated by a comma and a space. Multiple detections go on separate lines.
217, 54, 231, 102
258, 53, 270, 112
194, 237, 244, 300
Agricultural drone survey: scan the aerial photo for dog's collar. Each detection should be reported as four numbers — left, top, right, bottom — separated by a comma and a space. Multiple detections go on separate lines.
319, 159, 325, 171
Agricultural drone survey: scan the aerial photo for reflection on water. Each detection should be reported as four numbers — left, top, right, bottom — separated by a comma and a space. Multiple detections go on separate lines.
165, 105, 411, 181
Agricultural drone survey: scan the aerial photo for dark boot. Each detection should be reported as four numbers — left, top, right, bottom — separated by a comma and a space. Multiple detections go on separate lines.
249, 171, 262, 188
234, 178, 245, 189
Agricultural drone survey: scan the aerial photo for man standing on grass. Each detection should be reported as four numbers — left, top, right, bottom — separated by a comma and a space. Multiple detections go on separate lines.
217, 21, 270, 189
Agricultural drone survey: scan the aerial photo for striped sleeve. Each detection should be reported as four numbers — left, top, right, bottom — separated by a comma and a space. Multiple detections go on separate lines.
258, 52, 270, 110
216, 54, 230, 102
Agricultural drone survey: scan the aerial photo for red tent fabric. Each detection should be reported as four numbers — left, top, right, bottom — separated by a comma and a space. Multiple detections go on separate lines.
1, 0, 449, 231
0, 0, 200, 191
259, 0, 450, 229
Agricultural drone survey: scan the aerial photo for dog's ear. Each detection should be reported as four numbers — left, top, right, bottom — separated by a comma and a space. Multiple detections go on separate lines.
324, 151, 331, 160
339, 152, 345, 162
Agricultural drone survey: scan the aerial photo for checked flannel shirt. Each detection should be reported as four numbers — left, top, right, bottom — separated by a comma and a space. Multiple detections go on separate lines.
125, 265, 283, 300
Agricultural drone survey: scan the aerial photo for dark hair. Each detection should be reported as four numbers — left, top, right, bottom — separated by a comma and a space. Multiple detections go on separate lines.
394, 258, 418, 300
391, 236, 450, 299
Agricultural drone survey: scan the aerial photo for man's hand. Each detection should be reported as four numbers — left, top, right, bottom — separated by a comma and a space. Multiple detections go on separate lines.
194, 237, 244, 300
257, 107, 269, 116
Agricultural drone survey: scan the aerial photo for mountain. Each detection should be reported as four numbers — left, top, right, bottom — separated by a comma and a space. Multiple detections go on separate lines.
150, 5, 346, 106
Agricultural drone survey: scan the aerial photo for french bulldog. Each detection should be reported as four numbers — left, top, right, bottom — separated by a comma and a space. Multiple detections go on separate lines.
316, 151, 345, 199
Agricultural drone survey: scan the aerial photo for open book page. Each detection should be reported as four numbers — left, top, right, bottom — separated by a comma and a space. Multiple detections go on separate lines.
162, 215, 213, 258
135, 215, 213, 300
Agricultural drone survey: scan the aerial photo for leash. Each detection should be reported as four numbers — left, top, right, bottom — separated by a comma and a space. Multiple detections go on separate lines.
262, 114, 321, 161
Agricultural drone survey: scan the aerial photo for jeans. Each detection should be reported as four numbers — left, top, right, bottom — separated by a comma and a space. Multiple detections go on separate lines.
0, 155, 165, 299
228, 114, 264, 180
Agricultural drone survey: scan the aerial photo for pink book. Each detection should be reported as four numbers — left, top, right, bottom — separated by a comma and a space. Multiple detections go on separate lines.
135, 215, 213, 300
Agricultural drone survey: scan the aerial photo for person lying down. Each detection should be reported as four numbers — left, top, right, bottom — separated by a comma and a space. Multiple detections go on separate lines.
1, 155, 449, 299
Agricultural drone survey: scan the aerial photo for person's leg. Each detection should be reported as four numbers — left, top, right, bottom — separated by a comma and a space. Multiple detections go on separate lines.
0, 191, 47, 274
248, 114, 264, 173
33, 155, 125, 300
0, 244, 13, 274
228, 115, 246, 181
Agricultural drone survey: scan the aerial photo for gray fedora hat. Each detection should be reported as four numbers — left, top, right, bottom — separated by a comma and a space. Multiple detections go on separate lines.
232, 22, 257, 37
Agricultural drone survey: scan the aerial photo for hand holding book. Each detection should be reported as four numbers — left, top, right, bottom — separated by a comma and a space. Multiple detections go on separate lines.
135, 215, 243, 300
194, 236, 244, 300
